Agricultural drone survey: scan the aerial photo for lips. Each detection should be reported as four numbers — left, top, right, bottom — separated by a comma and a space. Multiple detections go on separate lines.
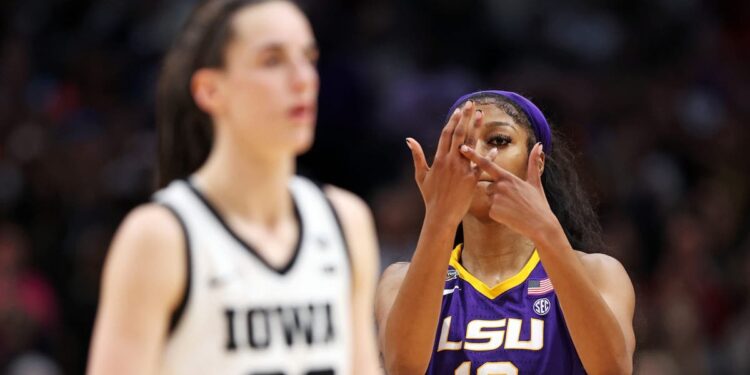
478, 175, 495, 182
289, 104, 314, 120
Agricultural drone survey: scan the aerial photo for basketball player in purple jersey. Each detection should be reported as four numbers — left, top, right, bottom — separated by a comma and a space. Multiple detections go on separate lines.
376, 91, 635, 374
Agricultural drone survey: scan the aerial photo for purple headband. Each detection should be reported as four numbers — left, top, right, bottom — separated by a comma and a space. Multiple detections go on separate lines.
447, 90, 552, 153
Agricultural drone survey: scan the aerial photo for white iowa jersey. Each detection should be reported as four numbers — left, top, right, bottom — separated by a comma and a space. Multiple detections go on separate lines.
153, 176, 352, 375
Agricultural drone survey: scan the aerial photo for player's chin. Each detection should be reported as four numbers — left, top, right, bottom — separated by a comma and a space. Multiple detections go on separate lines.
468, 193, 493, 220
473, 182, 492, 198
292, 130, 316, 155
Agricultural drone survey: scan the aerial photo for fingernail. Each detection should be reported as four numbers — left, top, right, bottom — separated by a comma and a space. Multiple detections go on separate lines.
405, 138, 411, 147
453, 108, 461, 116
460, 145, 469, 153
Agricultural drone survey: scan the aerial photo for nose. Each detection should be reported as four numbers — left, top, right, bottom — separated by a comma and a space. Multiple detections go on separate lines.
289, 57, 318, 94
477, 143, 498, 158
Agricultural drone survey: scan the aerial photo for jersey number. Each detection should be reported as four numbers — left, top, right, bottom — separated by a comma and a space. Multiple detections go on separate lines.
454, 361, 518, 375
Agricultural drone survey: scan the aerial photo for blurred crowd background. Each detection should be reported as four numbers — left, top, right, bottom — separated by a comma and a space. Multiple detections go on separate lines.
1, 0, 749, 374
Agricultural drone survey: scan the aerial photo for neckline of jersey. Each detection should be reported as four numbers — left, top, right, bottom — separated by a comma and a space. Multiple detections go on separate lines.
183, 178, 305, 276
449, 244, 540, 300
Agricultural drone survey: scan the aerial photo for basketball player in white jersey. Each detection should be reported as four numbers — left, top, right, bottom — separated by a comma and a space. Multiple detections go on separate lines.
87, 1, 381, 374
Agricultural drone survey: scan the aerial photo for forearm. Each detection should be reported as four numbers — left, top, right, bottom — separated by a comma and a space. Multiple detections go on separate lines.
533, 223, 632, 374
383, 215, 456, 374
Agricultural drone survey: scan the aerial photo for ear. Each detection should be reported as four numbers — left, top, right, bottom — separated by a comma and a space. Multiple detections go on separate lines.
525, 142, 546, 187
538, 147, 546, 177
191, 68, 224, 115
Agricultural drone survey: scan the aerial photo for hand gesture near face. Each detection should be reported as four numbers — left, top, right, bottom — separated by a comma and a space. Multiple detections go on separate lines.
406, 101, 494, 226
460, 143, 557, 239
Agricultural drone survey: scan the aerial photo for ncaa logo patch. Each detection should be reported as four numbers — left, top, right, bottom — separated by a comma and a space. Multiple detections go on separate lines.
533, 298, 551, 316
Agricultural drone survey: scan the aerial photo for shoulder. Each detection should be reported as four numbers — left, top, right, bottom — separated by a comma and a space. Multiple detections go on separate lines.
102, 203, 186, 307
322, 184, 376, 254
118, 203, 184, 237
574, 251, 629, 280
376, 262, 410, 303
322, 184, 372, 223
380, 262, 410, 284
112, 203, 185, 257
572, 250, 636, 354
322, 184, 380, 282
375, 262, 410, 324
574, 251, 634, 298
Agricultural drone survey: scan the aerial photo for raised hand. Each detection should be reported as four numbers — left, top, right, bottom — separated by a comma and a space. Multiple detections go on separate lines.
406, 101, 488, 226
459, 142, 558, 240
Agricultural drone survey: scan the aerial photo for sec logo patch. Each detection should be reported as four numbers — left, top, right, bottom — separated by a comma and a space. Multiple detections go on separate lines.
533, 298, 551, 316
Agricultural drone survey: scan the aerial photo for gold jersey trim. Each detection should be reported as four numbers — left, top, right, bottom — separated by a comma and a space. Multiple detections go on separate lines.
449, 244, 539, 300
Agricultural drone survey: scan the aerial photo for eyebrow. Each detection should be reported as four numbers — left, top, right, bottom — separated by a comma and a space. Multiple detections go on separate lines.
484, 120, 516, 130
256, 41, 319, 53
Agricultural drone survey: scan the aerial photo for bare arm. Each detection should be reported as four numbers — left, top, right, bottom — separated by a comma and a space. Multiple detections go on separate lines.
378, 102, 487, 374
462, 143, 635, 374
534, 229, 635, 374
325, 186, 382, 375
375, 262, 408, 354
379, 216, 458, 374
87, 204, 186, 375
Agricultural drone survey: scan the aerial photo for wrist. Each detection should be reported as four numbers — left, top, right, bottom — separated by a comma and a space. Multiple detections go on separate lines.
530, 216, 571, 251
422, 211, 461, 240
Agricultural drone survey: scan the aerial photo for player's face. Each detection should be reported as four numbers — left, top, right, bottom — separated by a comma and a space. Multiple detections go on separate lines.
216, 1, 319, 155
467, 103, 534, 220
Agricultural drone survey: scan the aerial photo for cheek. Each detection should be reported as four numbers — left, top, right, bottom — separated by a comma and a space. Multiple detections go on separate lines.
221, 80, 281, 140
495, 147, 529, 179
476, 140, 527, 175
227, 70, 286, 108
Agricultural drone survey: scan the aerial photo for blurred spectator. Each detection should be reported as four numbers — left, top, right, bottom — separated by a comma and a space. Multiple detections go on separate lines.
0, 224, 59, 371
6, 352, 62, 375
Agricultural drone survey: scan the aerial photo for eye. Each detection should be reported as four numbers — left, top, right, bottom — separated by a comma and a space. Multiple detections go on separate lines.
261, 52, 284, 67
488, 134, 512, 146
306, 48, 320, 64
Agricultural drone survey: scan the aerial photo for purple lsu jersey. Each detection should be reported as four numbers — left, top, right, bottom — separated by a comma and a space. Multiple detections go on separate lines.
426, 245, 586, 375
